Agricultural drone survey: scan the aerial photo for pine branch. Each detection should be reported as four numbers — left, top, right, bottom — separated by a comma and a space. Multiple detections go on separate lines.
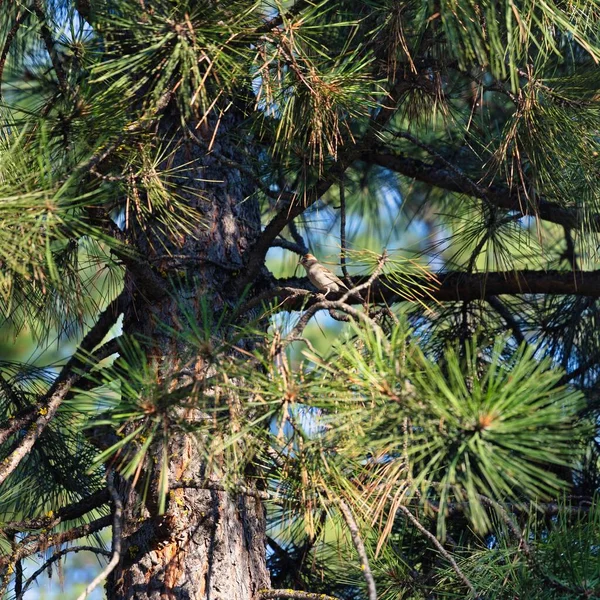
32, 0, 69, 96
288, 220, 308, 255
271, 238, 307, 256
0, 10, 28, 99
339, 178, 349, 282
240, 156, 354, 289
256, 0, 315, 34
1, 488, 109, 535
0, 515, 112, 569
270, 270, 600, 312
362, 151, 600, 232
0, 294, 125, 486
336, 498, 377, 600
487, 296, 526, 345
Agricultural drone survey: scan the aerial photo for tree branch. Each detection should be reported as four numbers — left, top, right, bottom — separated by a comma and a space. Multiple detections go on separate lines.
0, 11, 28, 99
32, 0, 69, 96
17, 546, 111, 600
363, 151, 600, 232
272, 270, 600, 312
0, 294, 125, 486
336, 499, 377, 600
0, 515, 112, 569
239, 157, 354, 289
339, 178, 349, 282
397, 504, 477, 597
1, 488, 109, 535
487, 296, 526, 345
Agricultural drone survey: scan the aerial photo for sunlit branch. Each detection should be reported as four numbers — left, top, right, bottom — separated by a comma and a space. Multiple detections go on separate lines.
260, 591, 340, 600
336, 498, 377, 600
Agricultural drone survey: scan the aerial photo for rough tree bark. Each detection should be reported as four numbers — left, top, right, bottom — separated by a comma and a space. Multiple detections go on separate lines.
106, 106, 270, 599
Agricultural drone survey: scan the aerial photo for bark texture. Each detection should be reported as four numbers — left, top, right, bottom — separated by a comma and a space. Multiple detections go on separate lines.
106, 107, 269, 599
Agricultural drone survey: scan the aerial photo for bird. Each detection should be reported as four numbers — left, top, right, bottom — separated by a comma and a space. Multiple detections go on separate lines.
299, 253, 348, 296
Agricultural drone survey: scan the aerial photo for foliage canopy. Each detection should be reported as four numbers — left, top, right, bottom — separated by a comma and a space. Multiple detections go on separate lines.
0, 0, 600, 598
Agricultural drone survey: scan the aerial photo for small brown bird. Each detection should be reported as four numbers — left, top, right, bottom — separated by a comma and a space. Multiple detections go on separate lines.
299, 253, 348, 296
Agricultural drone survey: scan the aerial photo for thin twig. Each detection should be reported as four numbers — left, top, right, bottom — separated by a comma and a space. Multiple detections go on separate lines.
75, 473, 123, 600
283, 253, 390, 347
339, 177, 350, 282
286, 296, 372, 345
336, 499, 377, 600
256, 0, 314, 34
17, 546, 111, 600
476, 495, 531, 558
397, 504, 477, 597
338, 250, 388, 304
235, 286, 312, 319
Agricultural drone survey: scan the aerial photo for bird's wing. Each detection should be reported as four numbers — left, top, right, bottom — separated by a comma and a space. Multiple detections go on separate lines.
324, 270, 348, 289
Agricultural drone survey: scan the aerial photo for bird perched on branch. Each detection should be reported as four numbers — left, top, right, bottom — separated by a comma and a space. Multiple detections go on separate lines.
299, 253, 348, 296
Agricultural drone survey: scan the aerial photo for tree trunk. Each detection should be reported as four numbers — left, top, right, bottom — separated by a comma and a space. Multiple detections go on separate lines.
106, 107, 270, 599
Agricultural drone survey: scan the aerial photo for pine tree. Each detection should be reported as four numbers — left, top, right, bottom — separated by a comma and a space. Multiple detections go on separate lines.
1, 0, 599, 599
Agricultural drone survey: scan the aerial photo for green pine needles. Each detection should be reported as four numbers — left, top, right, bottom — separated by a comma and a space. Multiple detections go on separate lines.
1, 0, 600, 598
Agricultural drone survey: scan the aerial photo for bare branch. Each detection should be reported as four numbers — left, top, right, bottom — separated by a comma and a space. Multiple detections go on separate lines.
288, 219, 308, 254
487, 296, 526, 345
397, 504, 477, 597
240, 158, 353, 290
336, 498, 377, 600
271, 238, 307, 256
339, 178, 349, 282
1, 488, 109, 535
